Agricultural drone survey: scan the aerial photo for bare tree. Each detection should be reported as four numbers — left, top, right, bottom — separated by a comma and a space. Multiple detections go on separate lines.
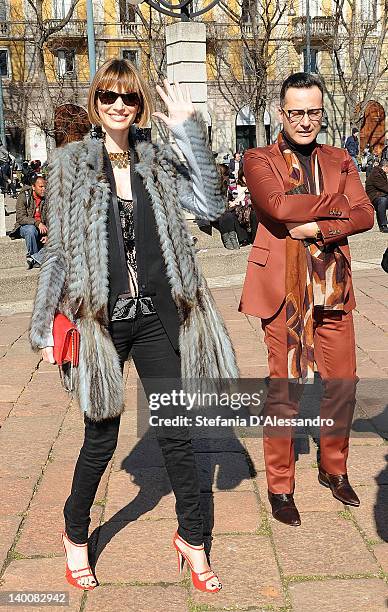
329, 0, 388, 133
208, 0, 291, 146
22, 0, 82, 153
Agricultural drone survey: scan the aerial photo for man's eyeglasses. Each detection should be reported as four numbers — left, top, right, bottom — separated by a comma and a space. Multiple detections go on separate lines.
281, 107, 324, 124
96, 89, 141, 107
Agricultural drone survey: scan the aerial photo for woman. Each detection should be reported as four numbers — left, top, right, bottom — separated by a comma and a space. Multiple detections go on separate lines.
29, 59, 238, 592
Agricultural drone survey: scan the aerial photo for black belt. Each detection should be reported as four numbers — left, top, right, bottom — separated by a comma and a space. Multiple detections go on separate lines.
111, 295, 156, 321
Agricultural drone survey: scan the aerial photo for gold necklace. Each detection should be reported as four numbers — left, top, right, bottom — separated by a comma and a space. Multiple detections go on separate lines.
108, 150, 130, 169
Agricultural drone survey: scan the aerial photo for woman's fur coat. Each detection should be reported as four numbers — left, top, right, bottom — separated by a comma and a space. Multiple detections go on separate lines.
29, 114, 238, 421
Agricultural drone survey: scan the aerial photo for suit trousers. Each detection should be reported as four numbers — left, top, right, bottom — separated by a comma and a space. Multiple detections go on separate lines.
63, 311, 203, 545
261, 302, 357, 494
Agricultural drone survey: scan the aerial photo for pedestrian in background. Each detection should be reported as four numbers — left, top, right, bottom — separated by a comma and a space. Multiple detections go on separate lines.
345, 127, 360, 170
228, 151, 242, 179
365, 159, 388, 232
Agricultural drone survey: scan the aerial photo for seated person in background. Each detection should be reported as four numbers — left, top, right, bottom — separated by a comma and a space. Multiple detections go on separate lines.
365, 159, 388, 232
9, 175, 48, 267
216, 167, 258, 250
231, 167, 258, 243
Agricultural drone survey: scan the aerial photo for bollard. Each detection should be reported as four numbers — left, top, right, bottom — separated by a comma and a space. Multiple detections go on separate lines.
0, 192, 5, 237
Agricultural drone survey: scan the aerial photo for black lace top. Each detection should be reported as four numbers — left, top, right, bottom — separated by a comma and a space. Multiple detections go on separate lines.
112, 196, 155, 321
117, 196, 138, 295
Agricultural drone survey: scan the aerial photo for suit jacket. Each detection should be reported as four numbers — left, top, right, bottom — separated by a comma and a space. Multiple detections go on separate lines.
365, 167, 388, 204
239, 142, 374, 320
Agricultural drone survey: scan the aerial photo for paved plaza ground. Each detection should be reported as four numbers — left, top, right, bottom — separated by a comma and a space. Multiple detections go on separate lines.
0, 267, 387, 611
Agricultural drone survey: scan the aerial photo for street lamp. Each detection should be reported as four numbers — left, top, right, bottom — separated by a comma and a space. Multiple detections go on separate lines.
305, 0, 311, 73
86, 0, 96, 78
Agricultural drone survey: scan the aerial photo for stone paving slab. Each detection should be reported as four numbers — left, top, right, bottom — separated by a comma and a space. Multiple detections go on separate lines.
289, 578, 388, 612
84, 585, 189, 612
191, 534, 285, 609
94, 520, 182, 584
0, 558, 83, 612
0, 270, 387, 611
271, 512, 379, 577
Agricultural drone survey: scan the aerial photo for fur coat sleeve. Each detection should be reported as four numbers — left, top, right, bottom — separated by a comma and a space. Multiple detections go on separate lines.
168, 112, 224, 221
29, 149, 67, 350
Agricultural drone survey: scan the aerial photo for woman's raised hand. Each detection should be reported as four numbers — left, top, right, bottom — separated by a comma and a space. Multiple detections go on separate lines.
153, 79, 195, 129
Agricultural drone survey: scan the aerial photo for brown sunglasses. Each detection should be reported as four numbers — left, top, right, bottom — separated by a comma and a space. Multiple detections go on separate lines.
96, 89, 141, 107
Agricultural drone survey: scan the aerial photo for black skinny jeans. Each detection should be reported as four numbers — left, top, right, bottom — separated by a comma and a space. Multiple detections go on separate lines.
63, 311, 203, 545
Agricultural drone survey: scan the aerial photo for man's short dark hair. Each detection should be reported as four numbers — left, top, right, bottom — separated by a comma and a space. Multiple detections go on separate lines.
280, 72, 324, 107
352, 127, 359, 135
31, 174, 45, 185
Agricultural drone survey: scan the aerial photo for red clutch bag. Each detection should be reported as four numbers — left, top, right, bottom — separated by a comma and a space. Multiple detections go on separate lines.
53, 313, 80, 367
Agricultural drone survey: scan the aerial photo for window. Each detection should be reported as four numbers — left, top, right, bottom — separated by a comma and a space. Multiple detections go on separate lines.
0, 49, 9, 77
241, 0, 251, 22
119, 0, 136, 22
53, 0, 72, 20
360, 47, 377, 75
58, 49, 75, 77
300, 0, 320, 17
243, 48, 255, 77
122, 49, 139, 67
303, 48, 319, 73
360, 0, 377, 22
0, 0, 6, 22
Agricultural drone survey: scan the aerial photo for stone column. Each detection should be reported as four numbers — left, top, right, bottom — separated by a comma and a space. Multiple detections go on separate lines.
165, 22, 208, 119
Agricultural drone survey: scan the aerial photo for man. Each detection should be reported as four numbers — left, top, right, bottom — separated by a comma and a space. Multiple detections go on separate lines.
229, 151, 242, 179
240, 72, 374, 526
345, 127, 360, 170
365, 159, 388, 232
10, 175, 47, 269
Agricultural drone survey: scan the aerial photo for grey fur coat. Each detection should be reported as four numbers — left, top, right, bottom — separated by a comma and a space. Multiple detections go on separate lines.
29, 114, 238, 421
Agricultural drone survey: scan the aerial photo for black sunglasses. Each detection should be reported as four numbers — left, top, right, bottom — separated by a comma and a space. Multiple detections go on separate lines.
96, 89, 141, 107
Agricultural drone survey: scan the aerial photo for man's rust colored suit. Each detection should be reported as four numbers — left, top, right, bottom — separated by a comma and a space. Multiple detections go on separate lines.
240, 143, 374, 493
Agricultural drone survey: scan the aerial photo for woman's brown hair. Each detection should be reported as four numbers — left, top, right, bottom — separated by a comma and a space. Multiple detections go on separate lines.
87, 58, 153, 128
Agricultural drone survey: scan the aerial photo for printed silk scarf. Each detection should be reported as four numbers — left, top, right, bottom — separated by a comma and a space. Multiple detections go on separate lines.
277, 132, 347, 381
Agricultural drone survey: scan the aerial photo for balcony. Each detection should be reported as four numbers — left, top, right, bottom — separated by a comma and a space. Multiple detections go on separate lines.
292, 16, 336, 50
0, 21, 33, 39
95, 22, 144, 40
206, 22, 262, 41
45, 19, 87, 38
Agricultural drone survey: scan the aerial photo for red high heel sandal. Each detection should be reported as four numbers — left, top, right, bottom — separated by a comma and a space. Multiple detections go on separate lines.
173, 532, 222, 593
61, 532, 97, 591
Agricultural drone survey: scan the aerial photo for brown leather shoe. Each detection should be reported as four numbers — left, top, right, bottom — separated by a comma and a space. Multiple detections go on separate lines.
318, 469, 360, 506
268, 491, 301, 526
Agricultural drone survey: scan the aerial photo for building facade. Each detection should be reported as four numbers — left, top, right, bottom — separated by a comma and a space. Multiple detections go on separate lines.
0, 0, 387, 161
